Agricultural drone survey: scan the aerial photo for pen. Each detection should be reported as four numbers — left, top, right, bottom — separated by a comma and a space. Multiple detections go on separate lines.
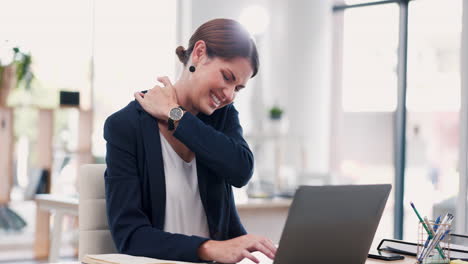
410, 202, 446, 260
410, 202, 432, 235
424, 216, 435, 235
421, 228, 448, 260
433, 215, 441, 232
440, 229, 451, 241
418, 217, 435, 259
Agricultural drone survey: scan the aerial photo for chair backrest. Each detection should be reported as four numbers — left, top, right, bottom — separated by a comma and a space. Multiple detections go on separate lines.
79, 164, 117, 260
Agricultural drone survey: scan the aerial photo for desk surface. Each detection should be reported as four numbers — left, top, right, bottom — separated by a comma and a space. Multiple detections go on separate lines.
35, 194, 78, 208
236, 198, 292, 209
34, 194, 292, 210
46, 256, 416, 264
367, 257, 415, 263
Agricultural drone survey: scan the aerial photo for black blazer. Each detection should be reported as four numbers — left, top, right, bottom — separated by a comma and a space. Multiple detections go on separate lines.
103, 100, 254, 262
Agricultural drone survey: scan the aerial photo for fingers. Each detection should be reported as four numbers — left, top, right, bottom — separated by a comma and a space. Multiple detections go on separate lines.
149, 85, 163, 91
253, 241, 275, 260
134, 92, 143, 103
242, 249, 259, 264
145, 86, 164, 96
156, 77, 178, 103
157, 76, 173, 88
260, 239, 277, 258
134, 84, 173, 120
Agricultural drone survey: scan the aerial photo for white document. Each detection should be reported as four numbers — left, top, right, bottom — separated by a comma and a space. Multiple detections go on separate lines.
83, 254, 205, 264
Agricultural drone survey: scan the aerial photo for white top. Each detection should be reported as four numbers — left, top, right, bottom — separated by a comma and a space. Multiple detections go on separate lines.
159, 132, 210, 238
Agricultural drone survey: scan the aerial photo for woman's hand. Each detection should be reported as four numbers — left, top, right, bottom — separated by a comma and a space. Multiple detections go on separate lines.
198, 234, 277, 263
134, 76, 179, 120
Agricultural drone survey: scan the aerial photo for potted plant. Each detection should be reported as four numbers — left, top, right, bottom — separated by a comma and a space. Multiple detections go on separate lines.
0, 46, 34, 107
269, 105, 283, 120
268, 104, 288, 137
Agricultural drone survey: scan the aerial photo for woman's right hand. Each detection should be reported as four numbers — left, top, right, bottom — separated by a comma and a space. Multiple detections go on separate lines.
134, 76, 179, 121
198, 234, 277, 263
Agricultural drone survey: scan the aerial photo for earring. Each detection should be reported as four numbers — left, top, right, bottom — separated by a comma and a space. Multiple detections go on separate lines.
189, 66, 196, 72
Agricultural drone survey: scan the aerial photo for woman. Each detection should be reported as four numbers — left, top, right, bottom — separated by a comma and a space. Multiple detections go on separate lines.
104, 18, 276, 263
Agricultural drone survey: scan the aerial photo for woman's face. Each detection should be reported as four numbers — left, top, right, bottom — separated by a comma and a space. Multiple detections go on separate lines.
188, 56, 253, 116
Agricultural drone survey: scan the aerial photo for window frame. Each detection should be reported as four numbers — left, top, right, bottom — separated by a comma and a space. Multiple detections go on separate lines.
332, 0, 468, 238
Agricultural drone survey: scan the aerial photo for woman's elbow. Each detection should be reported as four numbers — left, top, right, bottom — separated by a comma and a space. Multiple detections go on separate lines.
229, 155, 254, 188
109, 230, 128, 254
119, 244, 139, 256
109, 224, 135, 256
114, 233, 144, 257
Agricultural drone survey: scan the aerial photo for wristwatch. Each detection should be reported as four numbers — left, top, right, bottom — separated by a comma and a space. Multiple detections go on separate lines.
168, 106, 185, 131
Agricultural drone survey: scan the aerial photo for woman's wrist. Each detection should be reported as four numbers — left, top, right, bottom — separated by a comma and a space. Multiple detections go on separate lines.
198, 240, 217, 261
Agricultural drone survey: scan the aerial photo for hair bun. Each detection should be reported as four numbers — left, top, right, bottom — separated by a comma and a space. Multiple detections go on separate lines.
175, 46, 187, 64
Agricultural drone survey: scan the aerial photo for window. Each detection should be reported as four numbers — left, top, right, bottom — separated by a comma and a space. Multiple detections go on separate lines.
333, 0, 464, 240
333, 2, 400, 243
404, 0, 462, 240
341, 4, 399, 112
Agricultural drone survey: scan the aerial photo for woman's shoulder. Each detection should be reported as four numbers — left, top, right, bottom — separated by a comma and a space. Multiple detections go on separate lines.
105, 100, 140, 126
107, 100, 139, 121
104, 100, 140, 141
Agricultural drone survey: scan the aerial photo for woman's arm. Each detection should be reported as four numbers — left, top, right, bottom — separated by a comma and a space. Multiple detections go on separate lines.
104, 114, 209, 262
227, 186, 248, 237
173, 105, 254, 188
134, 77, 254, 188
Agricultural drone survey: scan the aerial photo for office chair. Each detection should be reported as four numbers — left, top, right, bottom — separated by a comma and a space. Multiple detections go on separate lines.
78, 164, 117, 260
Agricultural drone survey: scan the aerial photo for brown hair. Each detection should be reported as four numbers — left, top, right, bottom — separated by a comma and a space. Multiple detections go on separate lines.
176, 18, 259, 77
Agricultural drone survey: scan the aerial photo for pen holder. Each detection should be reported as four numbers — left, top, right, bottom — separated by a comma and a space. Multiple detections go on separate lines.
416, 220, 451, 264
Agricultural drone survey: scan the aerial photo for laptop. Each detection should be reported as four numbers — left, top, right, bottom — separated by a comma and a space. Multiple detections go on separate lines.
242, 184, 391, 264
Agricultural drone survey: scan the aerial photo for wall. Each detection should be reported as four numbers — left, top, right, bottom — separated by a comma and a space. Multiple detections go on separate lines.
177, 0, 334, 178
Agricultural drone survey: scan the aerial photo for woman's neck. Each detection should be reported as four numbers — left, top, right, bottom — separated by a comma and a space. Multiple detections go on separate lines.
173, 78, 199, 116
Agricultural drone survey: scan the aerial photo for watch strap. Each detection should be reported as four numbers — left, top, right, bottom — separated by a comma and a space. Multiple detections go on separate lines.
168, 119, 175, 131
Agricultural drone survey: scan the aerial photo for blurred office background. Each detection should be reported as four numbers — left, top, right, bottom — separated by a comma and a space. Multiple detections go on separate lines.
1, 0, 468, 262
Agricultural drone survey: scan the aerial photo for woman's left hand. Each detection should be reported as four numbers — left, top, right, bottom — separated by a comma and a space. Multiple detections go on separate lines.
134, 76, 179, 120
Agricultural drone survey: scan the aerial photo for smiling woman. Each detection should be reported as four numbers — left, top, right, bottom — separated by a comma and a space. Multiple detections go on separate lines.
103, 18, 276, 264
170, 18, 258, 116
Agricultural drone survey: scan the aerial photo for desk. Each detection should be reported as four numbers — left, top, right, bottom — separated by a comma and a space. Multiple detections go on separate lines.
36, 196, 413, 264
34, 195, 290, 261
40, 256, 417, 264
35, 194, 79, 262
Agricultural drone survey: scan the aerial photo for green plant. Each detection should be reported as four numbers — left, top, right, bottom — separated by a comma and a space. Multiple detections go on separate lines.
0, 46, 34, 90
269, 105, 284, 120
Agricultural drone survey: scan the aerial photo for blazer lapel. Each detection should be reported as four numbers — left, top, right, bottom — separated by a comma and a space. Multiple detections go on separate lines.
196, 160, 209, 222
136, 101, 166, 229
195, 113, 216, 237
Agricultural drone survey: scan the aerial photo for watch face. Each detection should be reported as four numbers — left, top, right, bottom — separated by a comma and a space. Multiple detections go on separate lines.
169, 107, 183, 120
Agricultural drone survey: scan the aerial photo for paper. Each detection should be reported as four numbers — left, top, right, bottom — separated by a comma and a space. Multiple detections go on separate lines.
83, 254, 205, 264
451, 260, 468, 264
